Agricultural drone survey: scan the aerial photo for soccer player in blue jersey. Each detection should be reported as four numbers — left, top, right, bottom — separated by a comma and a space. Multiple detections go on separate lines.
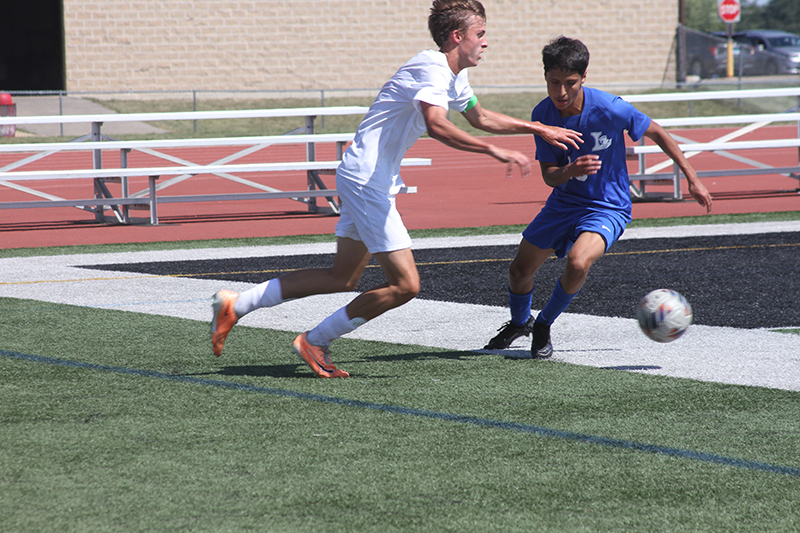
484, 36, 713, 358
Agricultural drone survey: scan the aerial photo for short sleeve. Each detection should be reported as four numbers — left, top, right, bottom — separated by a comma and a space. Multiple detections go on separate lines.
413, 64, 473, 112
626, 107, 651, 142
449, 70, 474, 112
613, 97, 650, 142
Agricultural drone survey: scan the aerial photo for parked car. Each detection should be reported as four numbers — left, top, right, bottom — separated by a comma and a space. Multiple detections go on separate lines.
683, 29, 729, 78
729, 30, 800, 75
680, 27, 799, 80
711, 32, 758, 76
683, 28, 747, 79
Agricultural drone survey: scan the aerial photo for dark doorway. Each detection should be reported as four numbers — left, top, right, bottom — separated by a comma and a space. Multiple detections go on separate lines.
0, 0, 65, 90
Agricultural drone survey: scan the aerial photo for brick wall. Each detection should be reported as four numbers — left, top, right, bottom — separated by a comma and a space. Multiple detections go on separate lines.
63, 0, 678, 93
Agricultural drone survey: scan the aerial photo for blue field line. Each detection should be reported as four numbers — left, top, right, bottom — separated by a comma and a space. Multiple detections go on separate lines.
4, 348, 800, 478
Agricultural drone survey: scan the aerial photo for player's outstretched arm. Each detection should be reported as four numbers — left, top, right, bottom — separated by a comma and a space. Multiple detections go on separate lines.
421, 102, 531, 178
462, 101, 583, 151
644, 121, 713, 212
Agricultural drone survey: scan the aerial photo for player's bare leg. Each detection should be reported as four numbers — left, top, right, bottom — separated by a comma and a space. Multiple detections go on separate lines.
211, 237, 371, 358
508, 239, 555, 295
560, 231, 606, 294
285, 241, 419, 378
279, 237, 373, 299
344, 247, 420, 321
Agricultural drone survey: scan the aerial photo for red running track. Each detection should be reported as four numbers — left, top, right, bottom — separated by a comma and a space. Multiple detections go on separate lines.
1, 127, 798, 249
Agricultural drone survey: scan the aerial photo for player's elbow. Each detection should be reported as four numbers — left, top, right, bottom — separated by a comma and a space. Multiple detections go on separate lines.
542, 175, 559, 188
425, 120, 449, 142
541, 170, 563, 188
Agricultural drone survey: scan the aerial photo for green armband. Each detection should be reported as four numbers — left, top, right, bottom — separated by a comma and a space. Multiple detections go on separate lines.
464, 94, 478, 111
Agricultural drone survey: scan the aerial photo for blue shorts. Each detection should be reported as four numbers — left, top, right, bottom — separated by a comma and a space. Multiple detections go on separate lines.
522, 203, 629, 259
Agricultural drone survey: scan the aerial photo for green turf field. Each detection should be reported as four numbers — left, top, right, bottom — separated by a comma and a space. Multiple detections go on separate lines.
2, 217, 800, 532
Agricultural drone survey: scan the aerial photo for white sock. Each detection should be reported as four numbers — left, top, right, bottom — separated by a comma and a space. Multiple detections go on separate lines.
306, 306, 366, 346
233, 278, 283, 318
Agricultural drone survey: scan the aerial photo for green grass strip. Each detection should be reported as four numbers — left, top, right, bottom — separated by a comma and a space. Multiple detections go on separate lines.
4, 348, 800, 479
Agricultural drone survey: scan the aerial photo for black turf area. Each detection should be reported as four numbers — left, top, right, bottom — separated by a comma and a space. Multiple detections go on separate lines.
84, 231, 800, 329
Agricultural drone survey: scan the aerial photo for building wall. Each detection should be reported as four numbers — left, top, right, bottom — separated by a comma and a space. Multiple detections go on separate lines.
63, 0, 678, 93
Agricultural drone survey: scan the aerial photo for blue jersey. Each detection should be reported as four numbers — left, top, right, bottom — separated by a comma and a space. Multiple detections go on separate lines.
531, 87, 651, 216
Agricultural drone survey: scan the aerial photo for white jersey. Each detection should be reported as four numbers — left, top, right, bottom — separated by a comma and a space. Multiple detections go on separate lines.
337, 50, 475, 194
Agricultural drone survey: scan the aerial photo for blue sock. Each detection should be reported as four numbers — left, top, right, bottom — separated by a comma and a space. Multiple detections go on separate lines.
508, 286, 533, 326
537, 278, 578, 325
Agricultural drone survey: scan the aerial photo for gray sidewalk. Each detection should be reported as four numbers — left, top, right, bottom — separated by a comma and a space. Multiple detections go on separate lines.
12, 96, 167, 137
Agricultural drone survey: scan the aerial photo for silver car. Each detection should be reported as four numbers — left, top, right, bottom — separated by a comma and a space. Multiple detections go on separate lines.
732, 30, 800, 75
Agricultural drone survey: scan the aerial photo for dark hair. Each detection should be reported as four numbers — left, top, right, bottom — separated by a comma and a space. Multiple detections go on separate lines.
542, 36, 590, 76
428, 0, 486, 48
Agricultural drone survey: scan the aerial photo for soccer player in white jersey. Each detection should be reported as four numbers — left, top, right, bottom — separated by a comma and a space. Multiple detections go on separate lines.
484, 36, 713, 358
210, 0, 582, 378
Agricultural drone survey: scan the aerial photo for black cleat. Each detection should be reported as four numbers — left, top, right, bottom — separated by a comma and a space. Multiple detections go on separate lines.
531, 322, 553, 359
484, 317, 534, 349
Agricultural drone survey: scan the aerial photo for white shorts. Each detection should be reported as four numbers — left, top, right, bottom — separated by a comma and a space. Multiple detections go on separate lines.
334, 178, 412, 254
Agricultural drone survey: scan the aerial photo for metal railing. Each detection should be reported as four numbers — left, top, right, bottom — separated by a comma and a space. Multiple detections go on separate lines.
0, 107, 380, 222
618, 88, 800, 200
1, 87, 798, 208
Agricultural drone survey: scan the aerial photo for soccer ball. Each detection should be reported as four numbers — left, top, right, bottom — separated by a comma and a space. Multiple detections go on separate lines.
636, 289, 693, 343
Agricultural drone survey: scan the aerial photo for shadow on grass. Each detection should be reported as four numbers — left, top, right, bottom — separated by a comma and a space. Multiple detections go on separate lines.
352, 349, 483, 363
186, 364, 308, 379
183, 349, 484, 380
190, 364, 406, 380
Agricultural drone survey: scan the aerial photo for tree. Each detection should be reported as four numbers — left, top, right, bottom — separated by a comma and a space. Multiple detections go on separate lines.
686, 0, 800, 34
746, 0, 800, 35
684, 0, 725, 32
740, 1, 768, 30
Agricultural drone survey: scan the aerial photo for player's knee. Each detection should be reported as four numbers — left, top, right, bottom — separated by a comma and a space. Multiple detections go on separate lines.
403, 278, 421, 300
394, 277, 420, 304
565, 255, 592, 279
509, 260, 534, 285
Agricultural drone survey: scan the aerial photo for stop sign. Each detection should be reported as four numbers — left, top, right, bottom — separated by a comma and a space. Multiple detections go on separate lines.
718, 0, 741, 24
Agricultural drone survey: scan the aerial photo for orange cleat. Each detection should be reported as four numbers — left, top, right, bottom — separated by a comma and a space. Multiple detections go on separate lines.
210, 290, 239, 357
292, 332, 350, 378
